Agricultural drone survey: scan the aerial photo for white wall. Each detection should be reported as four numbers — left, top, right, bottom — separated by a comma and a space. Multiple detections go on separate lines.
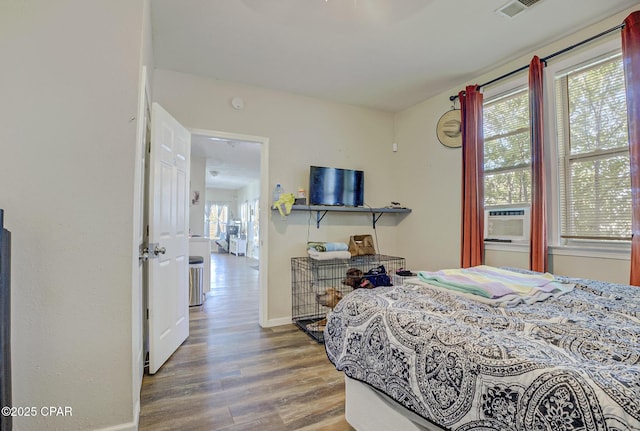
392, 94, 464, 272
207, 188, 239, 216
236, 181, 260, 215
189, 155, 207, 236
131, 0, 154, 424
0, 1, 145, 429
393, 7, 636, 284
153, 70, 399, 322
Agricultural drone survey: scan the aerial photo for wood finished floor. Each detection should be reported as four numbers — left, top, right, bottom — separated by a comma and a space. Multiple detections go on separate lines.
139, 253, 353, 431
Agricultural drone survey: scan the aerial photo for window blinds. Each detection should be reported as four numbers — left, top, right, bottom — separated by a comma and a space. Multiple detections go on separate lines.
484, 88, 531, 206
556, 54, 632, 241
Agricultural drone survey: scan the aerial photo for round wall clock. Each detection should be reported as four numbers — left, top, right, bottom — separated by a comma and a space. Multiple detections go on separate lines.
436, 109, 462, 148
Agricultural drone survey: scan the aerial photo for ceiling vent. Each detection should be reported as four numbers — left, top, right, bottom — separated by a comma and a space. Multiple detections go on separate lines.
497, 0, 543, 18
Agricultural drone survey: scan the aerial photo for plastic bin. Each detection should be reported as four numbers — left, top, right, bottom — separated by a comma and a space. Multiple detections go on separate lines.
189, 256, 204, 306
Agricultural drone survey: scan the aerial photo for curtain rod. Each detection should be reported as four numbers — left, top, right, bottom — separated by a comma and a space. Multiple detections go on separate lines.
449, 22, 625, 102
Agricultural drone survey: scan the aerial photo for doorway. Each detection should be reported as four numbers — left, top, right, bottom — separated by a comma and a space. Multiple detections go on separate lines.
189, 128, 269, 327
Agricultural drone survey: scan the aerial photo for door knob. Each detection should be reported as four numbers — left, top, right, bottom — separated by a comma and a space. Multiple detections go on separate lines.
154, 245, 166, 255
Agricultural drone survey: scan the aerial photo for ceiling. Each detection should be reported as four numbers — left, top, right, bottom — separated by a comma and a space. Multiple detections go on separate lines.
151, 0, 639, 189
190, 134, 261, 190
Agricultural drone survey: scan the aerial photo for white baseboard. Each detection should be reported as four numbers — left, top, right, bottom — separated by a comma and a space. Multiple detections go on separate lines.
261, 316, 292, 328
92, 421, 137, 431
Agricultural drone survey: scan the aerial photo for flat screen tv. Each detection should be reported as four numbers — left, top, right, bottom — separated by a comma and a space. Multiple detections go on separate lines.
309, 166, 364, 207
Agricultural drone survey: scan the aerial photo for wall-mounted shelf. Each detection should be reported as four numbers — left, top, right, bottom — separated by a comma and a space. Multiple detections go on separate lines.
275, 204, 411, 228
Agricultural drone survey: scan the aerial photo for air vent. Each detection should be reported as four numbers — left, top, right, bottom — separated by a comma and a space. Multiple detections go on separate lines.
518, 0, 542, 6
497, 0, 543, 18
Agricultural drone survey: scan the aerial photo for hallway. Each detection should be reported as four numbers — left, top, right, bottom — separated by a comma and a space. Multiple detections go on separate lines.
138, 253, 352, 431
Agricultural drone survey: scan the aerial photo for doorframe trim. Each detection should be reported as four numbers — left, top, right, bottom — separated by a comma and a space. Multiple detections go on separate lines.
132, 64, 150, 408
190, 128, 270, 328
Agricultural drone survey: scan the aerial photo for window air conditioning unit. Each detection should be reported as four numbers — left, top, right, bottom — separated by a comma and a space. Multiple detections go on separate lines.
484, 207, 530, 242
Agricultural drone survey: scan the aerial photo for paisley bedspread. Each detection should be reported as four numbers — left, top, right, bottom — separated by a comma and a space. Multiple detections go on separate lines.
324, 273, 640, 431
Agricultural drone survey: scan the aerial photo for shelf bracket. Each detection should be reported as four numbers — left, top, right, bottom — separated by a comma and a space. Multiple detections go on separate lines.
272, 205, 410, 228
315, 210, 328, 229
372, 212, 383, 229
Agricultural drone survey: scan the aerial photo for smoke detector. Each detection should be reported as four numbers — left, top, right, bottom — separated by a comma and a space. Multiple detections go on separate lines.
497, 0, 543, 18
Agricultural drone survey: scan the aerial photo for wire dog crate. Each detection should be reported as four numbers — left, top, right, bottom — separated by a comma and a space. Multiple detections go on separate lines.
291, 254, 405, 342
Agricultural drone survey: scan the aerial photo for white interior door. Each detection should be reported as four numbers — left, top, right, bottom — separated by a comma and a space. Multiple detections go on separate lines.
147, 102, 190, 374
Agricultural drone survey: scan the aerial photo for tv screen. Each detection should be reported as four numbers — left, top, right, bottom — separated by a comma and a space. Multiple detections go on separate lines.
309, 166, 364, 206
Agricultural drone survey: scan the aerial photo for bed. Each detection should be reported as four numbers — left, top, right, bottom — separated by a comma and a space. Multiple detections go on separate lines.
324, 266, 640, 431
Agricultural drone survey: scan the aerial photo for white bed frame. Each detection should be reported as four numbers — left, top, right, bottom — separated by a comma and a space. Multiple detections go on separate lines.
345, 376, 446, 431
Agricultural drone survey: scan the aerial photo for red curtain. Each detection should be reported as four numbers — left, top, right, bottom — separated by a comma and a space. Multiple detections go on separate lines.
622, 11, 640, 286
459, 85, 484, 268
529, 56, 548, 273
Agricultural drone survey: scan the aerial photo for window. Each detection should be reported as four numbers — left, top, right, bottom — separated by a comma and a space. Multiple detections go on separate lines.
252, 198, 260, 246
482, 46, 632, 248
240, 201, 248, 237
208, 203, 229, 240
556, 53, 631, 242
483, 87, 531, 206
